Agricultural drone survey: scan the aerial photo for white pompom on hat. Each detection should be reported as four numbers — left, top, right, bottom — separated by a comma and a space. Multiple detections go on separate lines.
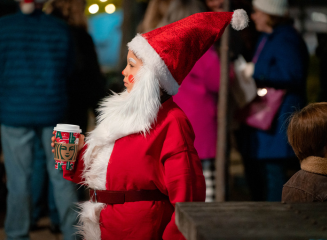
253, 0, 288, 17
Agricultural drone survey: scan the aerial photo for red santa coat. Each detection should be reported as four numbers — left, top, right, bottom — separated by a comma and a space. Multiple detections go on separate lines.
63, 98, 206, 240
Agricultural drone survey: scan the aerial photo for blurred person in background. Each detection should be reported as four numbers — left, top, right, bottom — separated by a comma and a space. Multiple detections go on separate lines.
236, 0, 308, 201
29, 0, 106, 232
137, 0, 173, 33
203, 0, 224, 12
156, 0, 205, 28
0, 0, 79, 239
30, 137, 60, 233
0, 0, 17, 217
45, 0, 106, 134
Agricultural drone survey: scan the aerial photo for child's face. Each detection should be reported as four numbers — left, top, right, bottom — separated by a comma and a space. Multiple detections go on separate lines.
122, 50, 143, 93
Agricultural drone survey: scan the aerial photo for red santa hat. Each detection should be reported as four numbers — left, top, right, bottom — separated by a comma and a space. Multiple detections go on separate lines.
128, 10, 249, 95
21, 0, 35, 14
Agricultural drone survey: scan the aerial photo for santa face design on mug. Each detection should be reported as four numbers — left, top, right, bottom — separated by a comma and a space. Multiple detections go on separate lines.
60, 144, 77, 160
54, 143, 78, 161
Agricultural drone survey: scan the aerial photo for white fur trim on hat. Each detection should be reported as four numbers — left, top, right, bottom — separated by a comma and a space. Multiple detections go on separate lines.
231, 9, 249, 31
127, 34, 180, 95
253, 0, 288, 16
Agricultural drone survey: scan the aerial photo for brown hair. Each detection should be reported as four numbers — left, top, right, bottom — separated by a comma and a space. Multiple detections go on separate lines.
157, 0, 205, 28
267, 14, 292, 28
45, 0, 87, 30
287, 102, 327, 161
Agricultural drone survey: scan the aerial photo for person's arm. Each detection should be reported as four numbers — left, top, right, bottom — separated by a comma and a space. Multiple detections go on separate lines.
137, 0, 163, 33
162, 150, 206, 240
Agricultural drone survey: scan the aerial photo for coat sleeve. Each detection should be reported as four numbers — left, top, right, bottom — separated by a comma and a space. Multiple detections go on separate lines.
282, 186, 315, 203
62, 144, 87, 185
162, 145, 206, 239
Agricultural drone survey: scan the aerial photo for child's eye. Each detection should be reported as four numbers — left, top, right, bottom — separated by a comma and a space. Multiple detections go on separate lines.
129, 64, 134, 67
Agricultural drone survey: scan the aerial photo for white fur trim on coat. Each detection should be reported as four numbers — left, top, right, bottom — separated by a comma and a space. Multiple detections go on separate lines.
76, 202, 104, 240
77, 66, 161, 240
127, 34, 180, 95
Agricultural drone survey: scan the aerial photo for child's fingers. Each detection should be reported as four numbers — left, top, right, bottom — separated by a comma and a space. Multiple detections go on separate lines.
78, 134, 85, 152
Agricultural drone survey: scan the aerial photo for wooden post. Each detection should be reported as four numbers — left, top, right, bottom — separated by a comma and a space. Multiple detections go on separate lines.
215, 0, 230, 202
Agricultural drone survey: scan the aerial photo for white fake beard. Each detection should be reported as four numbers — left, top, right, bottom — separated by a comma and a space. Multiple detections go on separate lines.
82, 65, 161, 190
76, 66, 161, 240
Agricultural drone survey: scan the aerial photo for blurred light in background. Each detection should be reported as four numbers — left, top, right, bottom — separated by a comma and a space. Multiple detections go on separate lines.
257, 88, 267, 97
311, 12, 327, 23
89, 4, 99, 14
88, 10, 123, 71
85, 0, 121, 16
85, 0, 123, 71
105, 4, 116, 14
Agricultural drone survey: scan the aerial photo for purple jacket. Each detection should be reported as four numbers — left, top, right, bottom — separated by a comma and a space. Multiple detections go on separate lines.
173, 47, 220, 160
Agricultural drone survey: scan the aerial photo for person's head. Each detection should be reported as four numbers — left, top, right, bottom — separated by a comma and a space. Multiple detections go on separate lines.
45, 0, 87, 29
137, 0, 174, 33
204, 0, 224, 12
19, 0, 47, 14
157, 0, 205, 27
251, 0, 289, 33
287, 102, 327, 161
122, 50, 143, 93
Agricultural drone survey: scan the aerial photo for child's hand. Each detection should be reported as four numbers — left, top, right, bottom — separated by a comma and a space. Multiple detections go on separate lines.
51, 131, 85, 153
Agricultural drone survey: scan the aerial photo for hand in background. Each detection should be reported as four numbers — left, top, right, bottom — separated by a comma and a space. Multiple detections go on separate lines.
242, 62, 255, 80
51, 131, 85, 153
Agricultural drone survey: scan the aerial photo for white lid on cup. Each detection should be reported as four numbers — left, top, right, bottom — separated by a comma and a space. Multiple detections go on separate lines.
54, 124, 82, 133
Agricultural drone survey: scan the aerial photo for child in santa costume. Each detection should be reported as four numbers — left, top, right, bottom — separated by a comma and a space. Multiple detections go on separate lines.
52, 10, 248, 240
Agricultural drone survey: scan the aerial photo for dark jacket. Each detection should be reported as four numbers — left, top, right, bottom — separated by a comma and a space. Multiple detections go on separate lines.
282, 156, 327, 202
65, 26, 106, 133
237, 24, 309, 160
0, 10, 73, 127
